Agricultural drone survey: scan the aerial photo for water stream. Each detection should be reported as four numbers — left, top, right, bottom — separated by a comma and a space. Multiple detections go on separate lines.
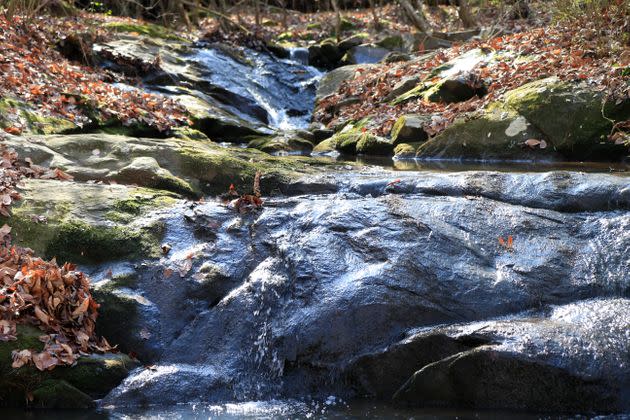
190, 44, 322, 130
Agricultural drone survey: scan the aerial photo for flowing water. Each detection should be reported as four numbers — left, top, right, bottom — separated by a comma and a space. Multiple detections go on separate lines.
190, 44, 322, 130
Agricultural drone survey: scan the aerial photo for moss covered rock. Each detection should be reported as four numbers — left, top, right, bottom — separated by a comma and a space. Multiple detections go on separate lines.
4, 133, 343, 197
416, 109, 552, 160
247, 132, 314, 154
1, 179, 177, 264
394, 142, 422, 158
175, 93, 267, 141
0, 325, 135, 408
376, 34, 404, 51
356, 133, 394, 155
502, 76, 629, 159
0, 97, 77, 135
311, 122, 392, 156
416, 77, 630, 161
390, 114, 431, 144
90, 279, 163, 362
308, 39, 343, 69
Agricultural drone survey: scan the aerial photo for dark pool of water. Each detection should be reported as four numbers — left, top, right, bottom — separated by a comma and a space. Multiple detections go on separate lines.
335, 156, 630, 174
5, 399, 614, 420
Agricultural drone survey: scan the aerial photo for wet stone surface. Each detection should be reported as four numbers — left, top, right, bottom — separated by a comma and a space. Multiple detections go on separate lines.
95, 169, 629, 412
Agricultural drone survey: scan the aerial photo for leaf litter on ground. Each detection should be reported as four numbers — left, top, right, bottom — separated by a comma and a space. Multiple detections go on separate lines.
0, 145, 114, 371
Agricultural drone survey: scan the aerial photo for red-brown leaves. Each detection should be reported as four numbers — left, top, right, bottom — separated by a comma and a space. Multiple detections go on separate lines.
0, 146, 112, 371
0, 15, 190, 134
498, 235, 514, 252
225, 171, 264, 213
1, 247, 113, 370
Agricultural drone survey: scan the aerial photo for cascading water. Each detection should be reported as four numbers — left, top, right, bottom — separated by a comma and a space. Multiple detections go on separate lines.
191, 45, 322, 130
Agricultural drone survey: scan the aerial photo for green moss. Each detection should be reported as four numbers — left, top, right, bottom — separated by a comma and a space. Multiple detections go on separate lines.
415, 110, 551, 160
277, 31, 294, 41
394, 142, 421, 158
337, 132, 362, 154
502, 77, 628, 159
107, 191, 179, 222
312, 138, 338, 154
306, 22, 322, 30
339, 17, 356, 32
248, 135, 314, 154
391, 82, 431, 105
91, 288, 141, 357
52, 354, 134, 396
0, 325, 133, 407
31, 380, 95, 409
0, 325, 45, 364
0, 98, 76, 135
104, 21, 186, 41
376, 35, 404, 50
171, 127, 211, 142
390, 116, 407, 142
178, 146, 300, 194
356, 133, 393, 155
112, 193, 177, 216
44, 220, 162, 264
6, 212, 157, 264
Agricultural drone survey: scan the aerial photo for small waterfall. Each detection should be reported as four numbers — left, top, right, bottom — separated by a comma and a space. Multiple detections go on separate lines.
191, 45, 322, 131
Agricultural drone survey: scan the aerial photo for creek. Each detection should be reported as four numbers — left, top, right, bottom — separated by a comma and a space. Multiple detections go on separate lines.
10, 42, 630, 418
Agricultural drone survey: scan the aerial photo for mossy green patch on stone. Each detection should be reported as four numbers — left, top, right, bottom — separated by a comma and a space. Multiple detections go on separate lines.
31, 380, 95, 409
356, 133, 393, 155
44, 220, 162, 264
394, 142, 422, 158
0, 97, 77, 135
339, 17, 356, 32
247, 134, 314, 154
0, 325, 134, 407
415, 109, 551, 160
1, 180, 176, 264
171, 127, 212, 142
91, 288, 139, 354
501, 76, 628, 158
391, 82, 431, 105
104, 21, 186, 41
376, 35, 404, 50
52, 354, 134, 396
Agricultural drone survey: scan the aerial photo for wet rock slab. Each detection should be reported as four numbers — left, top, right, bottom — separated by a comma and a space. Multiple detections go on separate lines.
99, 170, 629, 413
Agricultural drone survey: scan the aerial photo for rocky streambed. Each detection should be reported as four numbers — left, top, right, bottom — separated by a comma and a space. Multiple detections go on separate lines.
1, 26, 629, 417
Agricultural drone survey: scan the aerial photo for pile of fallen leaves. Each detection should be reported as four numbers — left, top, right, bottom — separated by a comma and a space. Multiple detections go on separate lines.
314, 9, 629, 139
0, 146, 111, 371
0, 14, 190, 135
0, 247, 112, 371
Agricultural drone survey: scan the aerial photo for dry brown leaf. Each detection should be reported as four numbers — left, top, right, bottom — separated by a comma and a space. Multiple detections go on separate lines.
71, 296, 90, 318
32, 351, 58, 371
11, 349, 32, 368
524, 138, 542, 148
34, 305, 50, 325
